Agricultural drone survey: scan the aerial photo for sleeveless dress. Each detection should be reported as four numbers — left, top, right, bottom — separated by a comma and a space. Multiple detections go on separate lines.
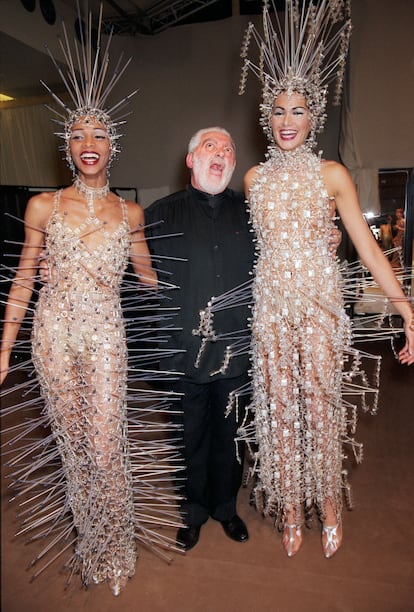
2, 190, 183, 593
189, 146, 402, 528
31, 191, 135, 589
247, 145, 353, 525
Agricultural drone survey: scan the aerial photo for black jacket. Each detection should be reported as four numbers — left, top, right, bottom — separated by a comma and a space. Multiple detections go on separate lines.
145, 185, 255, 383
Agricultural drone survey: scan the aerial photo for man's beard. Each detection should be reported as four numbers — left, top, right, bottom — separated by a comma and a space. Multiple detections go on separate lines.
192, 153, 235, 195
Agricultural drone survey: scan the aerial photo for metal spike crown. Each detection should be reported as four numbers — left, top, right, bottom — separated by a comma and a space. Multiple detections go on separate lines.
41, 2, 138, 173
239, 0, 352, 146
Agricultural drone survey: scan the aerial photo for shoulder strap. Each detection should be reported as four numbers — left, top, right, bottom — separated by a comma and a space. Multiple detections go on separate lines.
52, 189, 62, 212
119, 197, 131, 229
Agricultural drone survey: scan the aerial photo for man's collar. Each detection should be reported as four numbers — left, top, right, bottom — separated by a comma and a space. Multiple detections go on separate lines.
188, 184, 229, 203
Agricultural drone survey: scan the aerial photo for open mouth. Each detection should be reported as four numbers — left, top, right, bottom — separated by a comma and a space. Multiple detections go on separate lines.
80, 152, 100, 162
210, 162, 224, 174
279, 130, 297, 140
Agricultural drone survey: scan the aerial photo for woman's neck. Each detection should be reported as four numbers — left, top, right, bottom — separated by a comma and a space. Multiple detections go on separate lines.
73, 175, 110, 203
75, 169, 108, 189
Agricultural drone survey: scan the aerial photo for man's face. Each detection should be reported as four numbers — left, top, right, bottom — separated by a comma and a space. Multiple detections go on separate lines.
186, 131, 236, 195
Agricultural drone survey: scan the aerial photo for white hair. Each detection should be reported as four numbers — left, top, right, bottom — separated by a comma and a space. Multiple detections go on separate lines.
188, 127, 235, 154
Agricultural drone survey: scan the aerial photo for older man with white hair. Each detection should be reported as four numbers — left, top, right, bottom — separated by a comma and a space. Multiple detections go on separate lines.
145, 127, 253, 551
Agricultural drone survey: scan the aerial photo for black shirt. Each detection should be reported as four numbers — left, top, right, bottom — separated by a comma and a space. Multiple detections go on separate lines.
145, 185, 255, 383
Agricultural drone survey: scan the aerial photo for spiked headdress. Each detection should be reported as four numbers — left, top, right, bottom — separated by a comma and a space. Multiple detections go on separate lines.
239, 0, 352, 145
41, 3, 137, 173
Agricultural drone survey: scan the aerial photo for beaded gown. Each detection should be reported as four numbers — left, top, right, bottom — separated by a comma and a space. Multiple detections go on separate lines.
247, 145, 353, 525
1, 189, 183, 593
190, 146, 407, 528
31, 190, 136, 589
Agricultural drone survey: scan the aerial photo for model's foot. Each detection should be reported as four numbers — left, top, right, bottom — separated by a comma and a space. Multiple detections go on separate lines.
220, 515, 249, 542
322, 501, 342, 558
108, 570, 128, 596
176, 525, 201, 551
322, 522, 342, 558
282, 524, 303, 557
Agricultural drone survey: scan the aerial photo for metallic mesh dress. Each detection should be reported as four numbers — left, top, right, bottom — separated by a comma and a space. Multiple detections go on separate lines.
190, 158, 408, 530
248, 145, 355, 525
2, 191, 183, 592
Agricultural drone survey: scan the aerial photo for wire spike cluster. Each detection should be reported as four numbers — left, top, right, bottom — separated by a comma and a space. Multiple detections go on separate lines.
1, 213, 186, 591
239, 0, 352, 144
191, 250, 413, 514
42, 2, 137, 173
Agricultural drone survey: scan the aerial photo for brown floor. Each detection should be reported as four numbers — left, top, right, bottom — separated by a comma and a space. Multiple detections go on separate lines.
1, 342, 414, 612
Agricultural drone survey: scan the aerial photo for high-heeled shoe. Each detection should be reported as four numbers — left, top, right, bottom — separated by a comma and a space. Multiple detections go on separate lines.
322, 523, 342, 558
108, 570, 128, 596
282, 524, 303, 557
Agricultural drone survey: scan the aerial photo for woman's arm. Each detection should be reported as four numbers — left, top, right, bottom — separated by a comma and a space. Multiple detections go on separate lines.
127, 201, 158, 288
244, 165, 260, 197
1, 194, 52, 384
322, 161, 414, 364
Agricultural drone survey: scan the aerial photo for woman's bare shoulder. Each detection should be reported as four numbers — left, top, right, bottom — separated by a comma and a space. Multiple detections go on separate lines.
24, 191, 56, 229
25, 190, 57, 222
244, 164, 261, 189
321, 158, 343, 172
321, 160, 354, 195
321, 159, 350, 179
245, 164, 260, 179
125, 199, 145, 227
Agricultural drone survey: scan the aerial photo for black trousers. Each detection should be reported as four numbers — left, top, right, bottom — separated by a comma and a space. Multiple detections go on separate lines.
173, 373, 249, 527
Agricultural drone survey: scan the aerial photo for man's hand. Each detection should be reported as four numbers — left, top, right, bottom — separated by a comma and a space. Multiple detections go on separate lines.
328, 227, 342, 255
38, 251, 49, 283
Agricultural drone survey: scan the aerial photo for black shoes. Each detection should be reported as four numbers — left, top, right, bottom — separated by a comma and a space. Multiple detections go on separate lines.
177, 515, 249, 550
176, 525, 201, 551
220, 515, 249, 542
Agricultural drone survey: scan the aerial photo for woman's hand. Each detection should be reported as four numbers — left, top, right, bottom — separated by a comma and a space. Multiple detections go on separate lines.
398, 317, 414, 365
328, 226, 342, 255
38, 251, 49, 284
